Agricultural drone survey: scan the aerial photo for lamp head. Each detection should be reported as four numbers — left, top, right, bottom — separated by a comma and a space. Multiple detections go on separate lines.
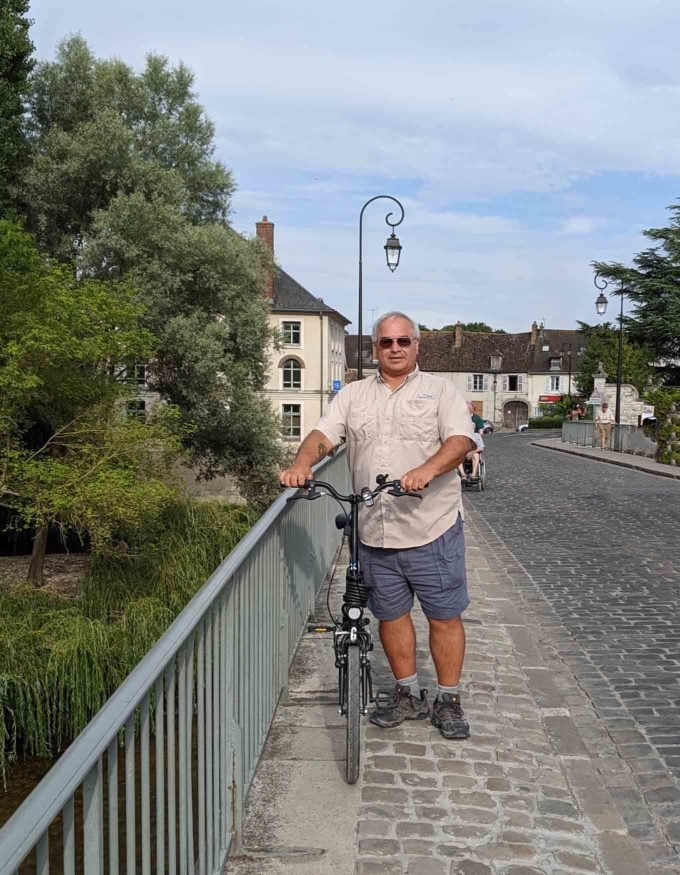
384, 233, 402, 272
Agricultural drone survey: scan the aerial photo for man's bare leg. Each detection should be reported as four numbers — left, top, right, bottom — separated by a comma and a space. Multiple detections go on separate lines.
428, 616, 466, 686
379, 613, 417, 679
471, 452, 480, 478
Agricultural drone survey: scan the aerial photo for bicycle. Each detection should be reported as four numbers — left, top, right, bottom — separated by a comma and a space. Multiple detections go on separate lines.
287, 474, 420, 784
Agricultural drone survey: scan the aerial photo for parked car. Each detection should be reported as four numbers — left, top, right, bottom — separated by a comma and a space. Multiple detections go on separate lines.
516, 422, 529, 432
482, 420, 494, 433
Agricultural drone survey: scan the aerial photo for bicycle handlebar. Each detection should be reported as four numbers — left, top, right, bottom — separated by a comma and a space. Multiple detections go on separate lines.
285, 474, 423, 506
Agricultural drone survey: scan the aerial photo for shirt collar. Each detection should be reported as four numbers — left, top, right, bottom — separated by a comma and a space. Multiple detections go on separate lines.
376, 363, 420, 386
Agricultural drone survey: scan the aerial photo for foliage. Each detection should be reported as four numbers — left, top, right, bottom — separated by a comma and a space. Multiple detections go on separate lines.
528, 415, 563, 429
0, 499, 257, 786
18, 37, 286, 504
421, 322, 506, 333
0, 220, 186, 575
0, 0, 35, 215
574, 321, 655, 397
644, 387, 680, 466
592, 203, 680, 381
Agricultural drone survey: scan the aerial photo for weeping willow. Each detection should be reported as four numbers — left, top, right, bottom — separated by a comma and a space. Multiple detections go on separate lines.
0, 500, 256, 787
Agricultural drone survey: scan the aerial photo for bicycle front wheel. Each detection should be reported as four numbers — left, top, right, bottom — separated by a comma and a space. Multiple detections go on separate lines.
346, 645, 361, 784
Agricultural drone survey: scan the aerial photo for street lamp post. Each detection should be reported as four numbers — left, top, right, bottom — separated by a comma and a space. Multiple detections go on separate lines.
358, 196, 405, 379
490, 352, 503, 427
594, 272, 624, 424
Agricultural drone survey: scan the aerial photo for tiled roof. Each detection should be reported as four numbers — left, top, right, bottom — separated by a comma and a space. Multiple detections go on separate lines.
273, 268, 351, 325
345, 327, 585, 374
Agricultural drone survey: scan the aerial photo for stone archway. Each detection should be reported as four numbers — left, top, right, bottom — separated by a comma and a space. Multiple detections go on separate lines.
503, 400, 528, 429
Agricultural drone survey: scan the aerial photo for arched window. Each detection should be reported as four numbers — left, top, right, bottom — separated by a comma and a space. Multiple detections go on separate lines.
281, 357, 302, 389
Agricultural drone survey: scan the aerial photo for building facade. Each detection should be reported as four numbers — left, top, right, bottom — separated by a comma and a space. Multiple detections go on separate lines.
256, 217, 351, 442
346, 321, 585, 427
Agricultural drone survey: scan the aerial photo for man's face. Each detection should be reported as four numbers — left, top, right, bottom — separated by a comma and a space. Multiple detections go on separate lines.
374, 316, 419, 377
602, 404, 608, 410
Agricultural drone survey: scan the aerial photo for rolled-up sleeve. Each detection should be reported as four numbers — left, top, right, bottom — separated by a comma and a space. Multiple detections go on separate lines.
316, 385, 351, 447
438, 383, 475, 443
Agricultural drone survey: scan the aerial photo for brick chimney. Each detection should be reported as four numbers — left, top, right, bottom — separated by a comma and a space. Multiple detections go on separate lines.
454, 321, 463, 350
530, 320, 538, 347
255, 215, 275, 300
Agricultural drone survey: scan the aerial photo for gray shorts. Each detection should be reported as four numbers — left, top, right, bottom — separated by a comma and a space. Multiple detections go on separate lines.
359, 517, 469, 621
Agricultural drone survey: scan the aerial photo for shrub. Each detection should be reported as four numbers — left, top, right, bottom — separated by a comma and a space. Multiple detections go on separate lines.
0, 499, 257, 787
528, 416, 564, 429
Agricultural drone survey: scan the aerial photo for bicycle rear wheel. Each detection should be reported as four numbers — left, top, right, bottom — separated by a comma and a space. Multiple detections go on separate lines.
346, 645, 361, 784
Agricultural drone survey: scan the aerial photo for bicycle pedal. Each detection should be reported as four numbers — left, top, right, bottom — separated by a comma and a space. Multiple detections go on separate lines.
307, 624, 335, 633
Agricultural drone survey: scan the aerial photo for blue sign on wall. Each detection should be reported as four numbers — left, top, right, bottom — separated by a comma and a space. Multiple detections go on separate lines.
332, 380, 342, 391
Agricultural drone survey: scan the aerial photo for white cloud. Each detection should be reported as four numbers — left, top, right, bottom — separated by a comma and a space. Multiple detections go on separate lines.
561, 216, 598, 235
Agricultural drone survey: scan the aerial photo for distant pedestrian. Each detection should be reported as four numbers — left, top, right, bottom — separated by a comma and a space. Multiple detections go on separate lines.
596, 402, 614, 448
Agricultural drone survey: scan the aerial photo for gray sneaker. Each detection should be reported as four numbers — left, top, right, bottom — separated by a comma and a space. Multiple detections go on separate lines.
431, 692, 470, 739
369, 685, 430, 728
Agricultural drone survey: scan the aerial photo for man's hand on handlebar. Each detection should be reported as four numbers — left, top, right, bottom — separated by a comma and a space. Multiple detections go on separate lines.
399, 464, 434, 493
279, 464, 313, 489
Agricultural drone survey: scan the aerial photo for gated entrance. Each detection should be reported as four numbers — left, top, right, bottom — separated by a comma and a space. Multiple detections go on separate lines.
503, 400, 528, 429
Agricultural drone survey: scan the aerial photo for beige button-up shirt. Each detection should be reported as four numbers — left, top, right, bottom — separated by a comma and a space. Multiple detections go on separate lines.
316, 366, 474, 549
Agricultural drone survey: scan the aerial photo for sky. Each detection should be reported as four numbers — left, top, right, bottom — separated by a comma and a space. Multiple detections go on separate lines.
28, 0, 680, 333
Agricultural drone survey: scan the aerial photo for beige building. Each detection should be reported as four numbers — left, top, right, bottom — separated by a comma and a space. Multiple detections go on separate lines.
346, 322, 585, 428
255, 217, 351, 442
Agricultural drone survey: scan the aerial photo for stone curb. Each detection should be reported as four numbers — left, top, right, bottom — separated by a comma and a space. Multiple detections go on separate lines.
531, 439, 680, 481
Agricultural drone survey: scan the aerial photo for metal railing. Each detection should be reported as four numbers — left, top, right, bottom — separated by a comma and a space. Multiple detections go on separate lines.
561, 421, 656, 457
0, 451, 351, 875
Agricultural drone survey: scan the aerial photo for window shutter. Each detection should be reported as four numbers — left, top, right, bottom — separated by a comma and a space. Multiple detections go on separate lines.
466, 375, 473, 391
502, 376, 508, 391
518, 375, 524, 392
545, 376, 550, 391
483, 376, 490, 391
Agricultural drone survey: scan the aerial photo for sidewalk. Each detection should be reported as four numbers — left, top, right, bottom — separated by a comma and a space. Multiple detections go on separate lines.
227, 510, 680, 874
531, 438, 680, 481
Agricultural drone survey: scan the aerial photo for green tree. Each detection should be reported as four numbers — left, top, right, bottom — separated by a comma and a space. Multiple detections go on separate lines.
0, 221, 184, 583
592, 203, 680, 382
0, 0, 35, 215
575, 321, 654, 397
439, 322, 506, 333
20, 37, 285, 506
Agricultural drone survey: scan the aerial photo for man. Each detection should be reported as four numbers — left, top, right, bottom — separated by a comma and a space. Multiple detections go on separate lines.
280, 312, 475, 740
596, 401, 614, 449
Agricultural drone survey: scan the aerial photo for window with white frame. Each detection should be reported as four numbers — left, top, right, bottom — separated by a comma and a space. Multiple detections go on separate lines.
281, 358, 302, 389
549, 376, 561, 392
281, 403, 301, 438
549, 356, 562, 370
502, 375, 524, 392
282, 321, 301, 345
468, 373, 488, 391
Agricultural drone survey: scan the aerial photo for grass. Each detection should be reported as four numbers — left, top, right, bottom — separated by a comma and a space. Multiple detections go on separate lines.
0, 499, 257, 788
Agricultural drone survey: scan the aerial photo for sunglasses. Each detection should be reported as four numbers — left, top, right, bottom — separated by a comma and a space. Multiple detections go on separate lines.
377, 336, 414, 349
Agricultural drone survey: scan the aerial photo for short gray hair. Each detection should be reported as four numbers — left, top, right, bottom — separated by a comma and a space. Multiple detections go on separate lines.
372, 311, 421, 343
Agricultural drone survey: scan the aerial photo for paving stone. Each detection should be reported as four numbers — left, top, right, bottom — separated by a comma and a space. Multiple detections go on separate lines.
396, 821, 435, 838
452, 862, 493, 875
362, 786, 410, 804
473, 842, 537, 863
394, 743, 427, 756
358, 820, 394, 838
400, 839, 435, 856
553, 850, 601, 871
357, 861, 403, 875
364, 770, 397, 785
537, 798, 580, 818
405, 857, 447, 874
358, 838, 401, 857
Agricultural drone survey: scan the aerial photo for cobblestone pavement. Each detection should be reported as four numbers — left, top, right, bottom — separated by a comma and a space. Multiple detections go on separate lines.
467, 434, 680, 854
229, 438, 680, 874
355, 508, 679, 874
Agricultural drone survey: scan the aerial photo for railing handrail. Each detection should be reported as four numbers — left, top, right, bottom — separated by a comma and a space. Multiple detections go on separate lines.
0, 454, 340, 872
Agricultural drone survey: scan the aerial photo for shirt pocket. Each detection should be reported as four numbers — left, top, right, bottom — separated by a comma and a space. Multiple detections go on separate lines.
397, 399, 439, 442
348, 402, 378, 442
